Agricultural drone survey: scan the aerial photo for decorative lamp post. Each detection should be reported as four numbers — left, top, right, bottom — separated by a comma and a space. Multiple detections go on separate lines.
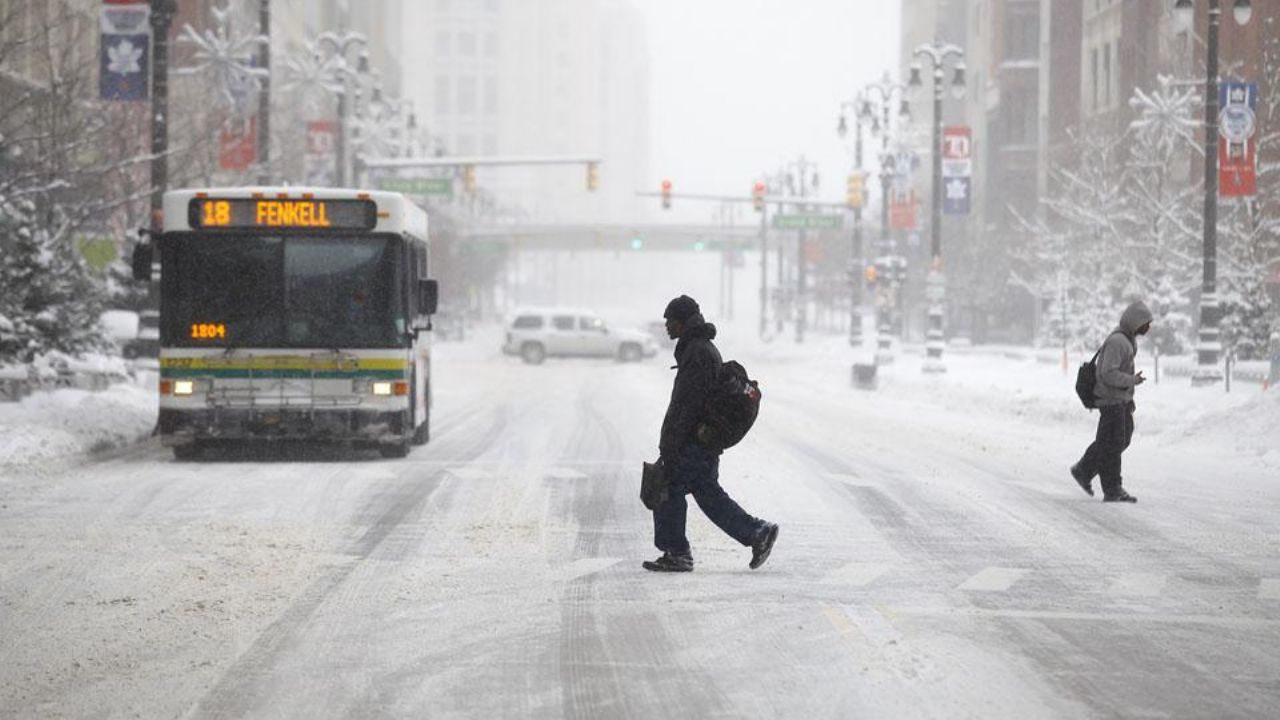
148, 0, 177, 232
838, 94, 871, 349
314, 30, 369, 186
1174, 0, 1253, 386
909, 40, 966, 374
779, 157, 820, 343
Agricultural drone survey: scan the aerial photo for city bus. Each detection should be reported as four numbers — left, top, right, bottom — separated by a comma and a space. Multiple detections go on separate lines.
132, 187, 438, 460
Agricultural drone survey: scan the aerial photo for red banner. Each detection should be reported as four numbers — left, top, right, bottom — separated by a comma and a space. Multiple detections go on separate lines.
890, 190, 918, 231
218, 116, 257, 171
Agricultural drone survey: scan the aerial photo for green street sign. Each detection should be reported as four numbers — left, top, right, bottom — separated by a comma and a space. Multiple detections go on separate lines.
376, 176, 453, 196
772, 214, 844, 230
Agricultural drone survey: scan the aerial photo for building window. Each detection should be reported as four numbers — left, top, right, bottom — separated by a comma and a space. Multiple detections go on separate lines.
484, 76, 498, 114
483, 134, 497, 155
1005, 4, 1038, 60
457, 32, 476, 57
455, 134, 475, 155
435, 76, 451, 114
457, 75, 477, 114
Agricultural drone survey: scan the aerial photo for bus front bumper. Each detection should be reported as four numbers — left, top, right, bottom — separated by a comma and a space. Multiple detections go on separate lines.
159, 407, 409, 445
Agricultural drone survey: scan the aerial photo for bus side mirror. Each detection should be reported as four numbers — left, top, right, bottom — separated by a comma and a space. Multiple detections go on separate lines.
419, 279, 439, 315
131, 244, 153, 282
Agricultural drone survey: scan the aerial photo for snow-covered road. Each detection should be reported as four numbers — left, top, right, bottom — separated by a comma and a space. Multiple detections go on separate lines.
2, 330, 1278, 718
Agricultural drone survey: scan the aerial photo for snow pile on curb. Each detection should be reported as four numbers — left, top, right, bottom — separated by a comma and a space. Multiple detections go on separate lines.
0, 382, 156, 476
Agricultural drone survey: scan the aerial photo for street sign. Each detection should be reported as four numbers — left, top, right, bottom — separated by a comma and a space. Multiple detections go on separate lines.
100, 2, 150, 102
375, 176, 453, 196
772, 214, 844, 230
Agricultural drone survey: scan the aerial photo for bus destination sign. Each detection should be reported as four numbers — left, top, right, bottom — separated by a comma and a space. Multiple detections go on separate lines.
188, 198, 377, 230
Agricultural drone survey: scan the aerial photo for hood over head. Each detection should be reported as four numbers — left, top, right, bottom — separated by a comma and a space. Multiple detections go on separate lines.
1118, 300, 1153, 336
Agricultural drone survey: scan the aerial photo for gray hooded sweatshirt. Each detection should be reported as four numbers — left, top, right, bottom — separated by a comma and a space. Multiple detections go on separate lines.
1094, 300, 1154, 407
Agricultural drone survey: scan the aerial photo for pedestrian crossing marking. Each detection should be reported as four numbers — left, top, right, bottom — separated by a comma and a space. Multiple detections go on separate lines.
1260, 579, 1280, 600
958, 567, 1028, 592
554, 557, 620, 582
1109, 573, 1167, 597
821, 562, 891, 587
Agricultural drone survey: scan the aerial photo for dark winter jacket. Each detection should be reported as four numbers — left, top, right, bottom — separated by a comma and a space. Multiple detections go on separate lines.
1094, 300, 1153, 407
659, 313, 721, 459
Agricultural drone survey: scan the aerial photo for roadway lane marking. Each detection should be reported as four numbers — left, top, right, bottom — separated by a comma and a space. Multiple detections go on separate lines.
554, 557, 620, 582
958, 567, 1029, 592
1260, 579, 1280, 600
821, 562, 891, 587
822, 604, 901, 647
546, 466, 588, 480
1109, 573, 1167, 597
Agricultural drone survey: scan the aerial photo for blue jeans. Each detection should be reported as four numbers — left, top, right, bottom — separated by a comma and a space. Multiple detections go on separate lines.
653, 444, 765, 555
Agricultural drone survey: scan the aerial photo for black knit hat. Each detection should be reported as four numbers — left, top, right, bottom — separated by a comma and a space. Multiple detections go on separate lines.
663, 295, 700, 322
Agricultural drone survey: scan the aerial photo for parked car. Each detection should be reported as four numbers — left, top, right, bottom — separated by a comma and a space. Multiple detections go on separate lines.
122, 310, 160, 360
503, 308, 658, 364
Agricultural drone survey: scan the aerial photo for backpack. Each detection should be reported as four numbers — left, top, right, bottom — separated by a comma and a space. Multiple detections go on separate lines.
696, 360, 762, 450
1075, 332, 1121, 410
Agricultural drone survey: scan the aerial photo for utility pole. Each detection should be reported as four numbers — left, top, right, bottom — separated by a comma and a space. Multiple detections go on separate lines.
256, 0, 271, 184
148, 0, 177, 233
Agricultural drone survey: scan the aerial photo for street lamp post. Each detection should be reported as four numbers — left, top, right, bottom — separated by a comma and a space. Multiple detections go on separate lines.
838, 96, 871, 350
779, 157, 820, 343
1175, 0, 1253, 386
315, 30, 369, 187
910, 40, 966, 374
148, 0, 177, 233
876, 154, 897, 362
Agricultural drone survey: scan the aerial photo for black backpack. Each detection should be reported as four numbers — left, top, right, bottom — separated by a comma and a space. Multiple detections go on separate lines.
696, 360, 762, 450
1075, 332, 1121, 410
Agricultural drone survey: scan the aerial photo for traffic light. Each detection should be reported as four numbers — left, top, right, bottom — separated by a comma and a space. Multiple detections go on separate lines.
586, 162, 599, 192
865, 264, 877, 286
846, 174, 865, 210
661, 179, 672, 209
462, 165, 476, 193
752, 181, 766, 212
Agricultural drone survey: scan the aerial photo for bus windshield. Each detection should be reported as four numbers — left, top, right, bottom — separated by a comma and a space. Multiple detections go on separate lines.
161, 234, 406, 349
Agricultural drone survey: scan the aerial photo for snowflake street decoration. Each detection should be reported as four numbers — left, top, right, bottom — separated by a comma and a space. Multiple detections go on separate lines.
281, 42, 347, 115
106, 38, 144, 75
175, 2, 268, 118
1128, 75, 1201, 160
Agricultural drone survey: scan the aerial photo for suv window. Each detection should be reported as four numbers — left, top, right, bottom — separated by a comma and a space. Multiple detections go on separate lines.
580, 316, 605, 333
512, 315, 543, 329
552, 316, 576, 331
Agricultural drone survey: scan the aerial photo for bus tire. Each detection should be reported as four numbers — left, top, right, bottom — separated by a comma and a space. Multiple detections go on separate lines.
521, 342, 546, 365
412, 383, 430, 446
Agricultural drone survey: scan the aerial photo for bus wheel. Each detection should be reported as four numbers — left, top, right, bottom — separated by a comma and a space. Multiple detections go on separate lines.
412, 385, 430, 446
380, 441, 411, 459
521, 342, 546, 365
173, 442, 202, 461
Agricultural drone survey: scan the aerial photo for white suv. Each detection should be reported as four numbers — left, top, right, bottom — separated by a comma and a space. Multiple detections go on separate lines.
503, 308, 659, 364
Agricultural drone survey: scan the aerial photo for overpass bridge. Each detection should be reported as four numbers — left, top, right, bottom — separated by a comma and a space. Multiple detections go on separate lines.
453, 223, 773, 253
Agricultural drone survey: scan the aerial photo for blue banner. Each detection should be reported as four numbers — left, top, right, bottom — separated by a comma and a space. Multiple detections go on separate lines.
100, 4, 150, 101
943, 176, 970, 215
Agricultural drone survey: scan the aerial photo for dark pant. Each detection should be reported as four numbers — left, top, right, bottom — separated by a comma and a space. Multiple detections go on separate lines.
653, 444, 765, 555
1077, 402, 1135, 495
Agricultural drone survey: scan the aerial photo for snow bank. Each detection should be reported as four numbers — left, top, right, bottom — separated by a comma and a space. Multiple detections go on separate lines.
0, 381, 156, 477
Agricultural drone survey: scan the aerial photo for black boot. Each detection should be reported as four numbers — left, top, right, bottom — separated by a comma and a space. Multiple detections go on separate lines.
1070, 464, 1094, 496
1103, 490, 1137, 503
643, 552, 693, 572
749, 523, 779, 570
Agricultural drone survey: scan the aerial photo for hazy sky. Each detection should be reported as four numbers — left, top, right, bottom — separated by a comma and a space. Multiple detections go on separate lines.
637, 0, 903, 223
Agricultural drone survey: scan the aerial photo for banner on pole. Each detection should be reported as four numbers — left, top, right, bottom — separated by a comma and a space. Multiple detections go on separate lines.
942, 126, 972, 215
890, 190, 918, 231
219, 117, 258, 171
1218, 82, 1257, 197
305, 121, 338, 186
100, 2, 150, 101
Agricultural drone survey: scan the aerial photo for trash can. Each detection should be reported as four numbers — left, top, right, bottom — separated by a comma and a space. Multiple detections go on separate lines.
852, 363, 878, 390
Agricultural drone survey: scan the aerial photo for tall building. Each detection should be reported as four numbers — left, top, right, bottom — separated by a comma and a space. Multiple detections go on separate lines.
401, 0, 650, 223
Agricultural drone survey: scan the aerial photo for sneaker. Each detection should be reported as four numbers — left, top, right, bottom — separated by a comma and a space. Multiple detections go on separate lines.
642, 552, 693, 572
1070, 464, 1094, 496
749, 523, 779, 570
1103, 490, 1137, 503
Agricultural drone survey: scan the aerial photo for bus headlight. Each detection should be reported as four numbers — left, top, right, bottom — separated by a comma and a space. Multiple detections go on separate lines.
173, 380, 196, 396
372, 381, 393, 396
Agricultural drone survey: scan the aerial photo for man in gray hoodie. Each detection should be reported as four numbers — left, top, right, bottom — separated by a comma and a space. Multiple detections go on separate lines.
1071, 300, 1153, 503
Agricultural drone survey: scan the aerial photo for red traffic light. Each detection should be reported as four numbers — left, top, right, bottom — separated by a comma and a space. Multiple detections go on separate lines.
661, 179, 672, 192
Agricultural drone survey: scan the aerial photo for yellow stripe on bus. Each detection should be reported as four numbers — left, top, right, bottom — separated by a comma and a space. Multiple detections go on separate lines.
160, 356, 408, 372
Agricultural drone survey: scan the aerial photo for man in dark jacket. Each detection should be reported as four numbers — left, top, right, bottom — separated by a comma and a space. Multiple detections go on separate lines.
644, 295, 778, 572
1071, 300, 1153, 503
